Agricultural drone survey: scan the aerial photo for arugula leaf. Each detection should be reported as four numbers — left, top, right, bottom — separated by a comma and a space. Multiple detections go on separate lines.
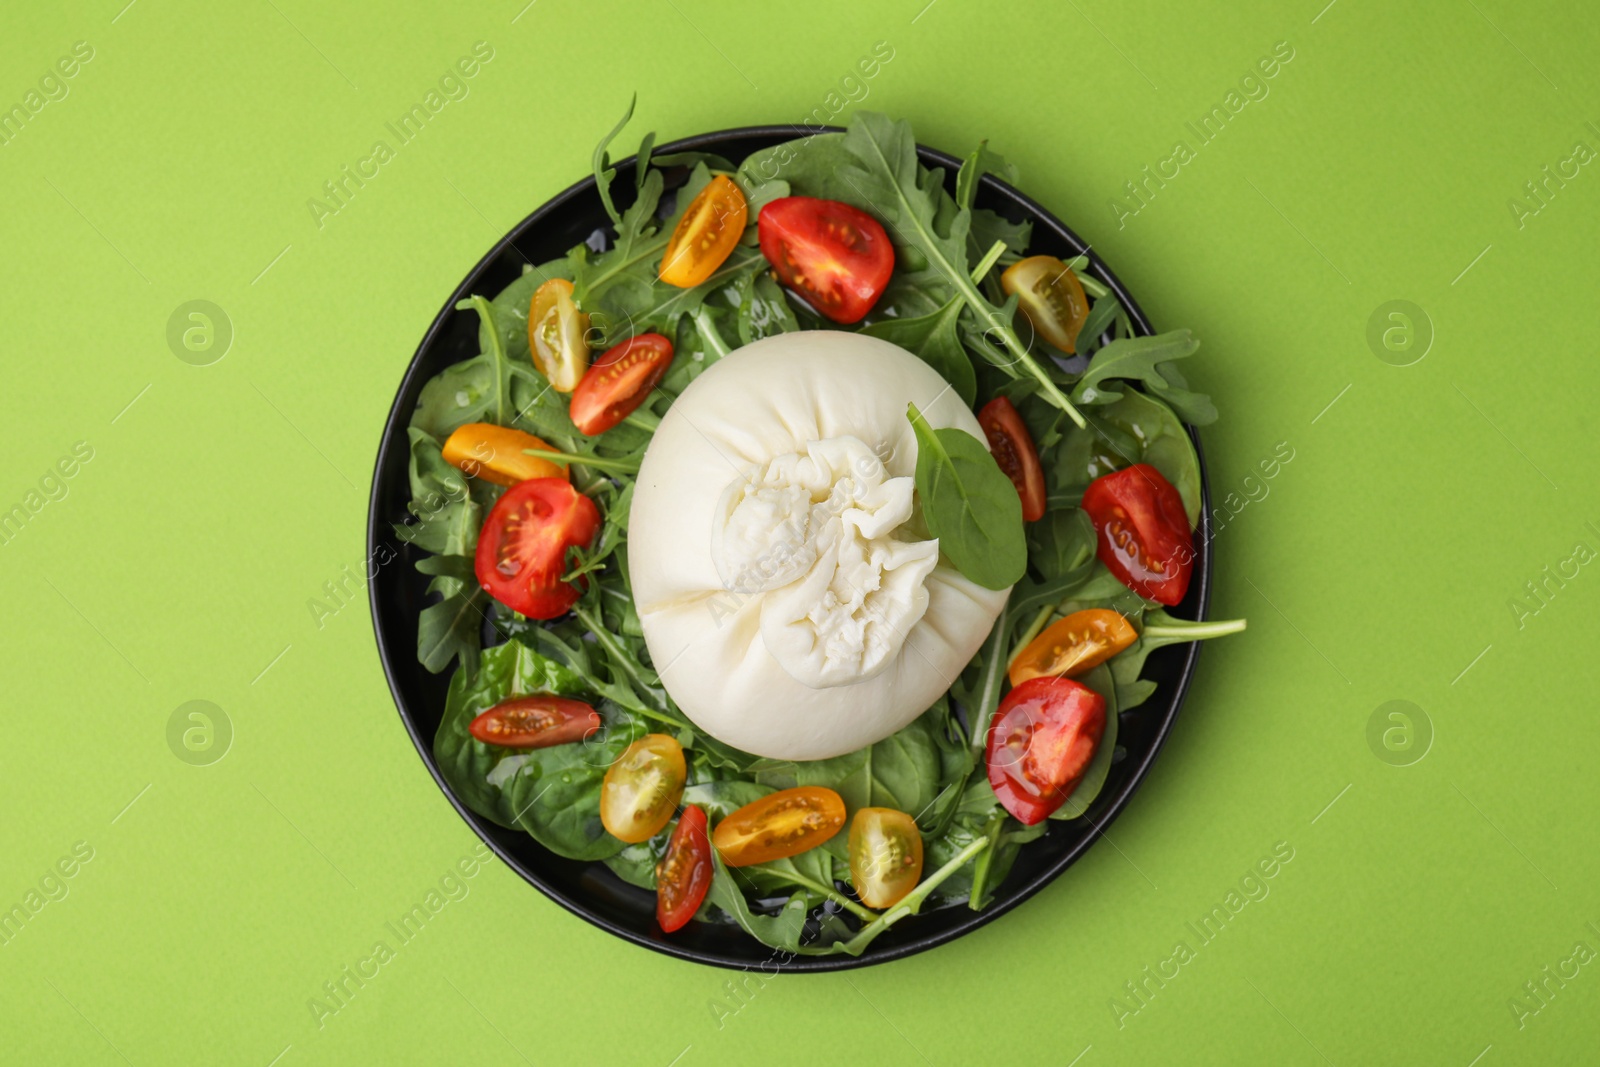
860, 296, 977, 406
1071, 330, 1219, 426
414, 554, 487, 676
736, 270, 799, 346
907, 403, 1027, 590
592, 94, 638, 228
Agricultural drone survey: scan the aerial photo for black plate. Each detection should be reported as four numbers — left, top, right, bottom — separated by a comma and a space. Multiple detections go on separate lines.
368, 125, 1212, 971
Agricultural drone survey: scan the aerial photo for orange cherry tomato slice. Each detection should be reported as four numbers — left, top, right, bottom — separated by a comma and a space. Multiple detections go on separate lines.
441, 423, 567, 487
712, 786, 846, 868
1001, 255, 1090, 353
467, 695, 601, 748
527, 278, 590, 392
1008, 609, 1138, 686
569, 333, 674, 436
977, 396, 1047, 522
659, 175, 749, 289
656, 805, 712, 933
986, 677, 1107, 825
600, 734, 686, 844
473, 477, 600, 619
848, 808, 923, 909
757, 197, 894, 324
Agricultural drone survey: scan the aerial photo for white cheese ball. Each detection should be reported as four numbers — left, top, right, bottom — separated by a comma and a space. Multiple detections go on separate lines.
629, 330, 1010, 760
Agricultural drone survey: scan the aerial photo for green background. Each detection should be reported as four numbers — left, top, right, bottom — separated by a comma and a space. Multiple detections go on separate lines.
4, 0, 1597, 1062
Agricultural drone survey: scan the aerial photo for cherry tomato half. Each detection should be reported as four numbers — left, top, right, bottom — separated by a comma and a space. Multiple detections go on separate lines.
441, 423, 567, 487
474, 477, 601, 619
528, 278, 590, 392
660, 175, 749, 289
848, 808, 923, 909
601, 734, 686, 844
1002, 255, 1090, 353
1081, 463, 1194, 606
986, 677, 1107, 825
468, 695, 600, 748
656, 805, 712, 933
569, 333, 674, 437
1008, 609, 1138, 686
757, 197, 894, 324
712, 786, 846, 868
977, 396, 1046, 522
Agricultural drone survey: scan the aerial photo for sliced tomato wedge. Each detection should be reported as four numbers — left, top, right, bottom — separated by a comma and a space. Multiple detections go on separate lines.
659, 175, 748, 288
601, 734, 686, 844
474, 477, 601, 619
986, 677, 1107, 825
569, 333, 674, 436
1008, 609, 1137, 686
656, 805, 712, 933
712, 786, 846, 867
1081, 463, 1194, 605
757, 197, 894, 324
441, 423, 566, 487
468, 695, 600, 748
977, 396, 1046, 522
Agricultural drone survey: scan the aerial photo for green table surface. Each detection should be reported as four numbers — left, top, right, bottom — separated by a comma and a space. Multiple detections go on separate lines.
5, 0, 1598, 1063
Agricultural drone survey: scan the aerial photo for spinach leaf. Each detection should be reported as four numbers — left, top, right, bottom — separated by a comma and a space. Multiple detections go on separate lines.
434, 640, 642, 861
704, 851, 814, 952
604, 837, 665, 890
736, 270, 799, 346
907, 403, 1027, 590
1107, 610, 1247, 711
1052, 663, 1119, 820
1071, 330, 1218, 426
860, 296, 976, 406
1027, 507, 1098, 586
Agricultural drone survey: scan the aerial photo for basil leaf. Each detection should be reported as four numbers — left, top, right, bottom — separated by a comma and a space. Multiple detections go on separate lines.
907, 403, 1026, 590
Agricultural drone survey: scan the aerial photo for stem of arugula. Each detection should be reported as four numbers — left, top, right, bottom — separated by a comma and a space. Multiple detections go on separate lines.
1142, 617, 1248, 640
523, 448, 641, 474
853, 135, 1087, 429
694, 305, 733, 360
966, 811, 1006, 911
777, 870, 878, 923
1012, 605, 1055, 660
859, 836, 991, 933
571, 603, 675, 722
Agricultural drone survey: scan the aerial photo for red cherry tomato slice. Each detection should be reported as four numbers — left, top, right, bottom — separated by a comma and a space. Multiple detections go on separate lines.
757, 197, 894, 324
569, 333, 674, 436
656, 805, 712, 933
977, 396, 1047, 522
1081, 463, 1194, 606
468, 695, 601, 748
986, 677, 1107, 825
474, 477, 601, 619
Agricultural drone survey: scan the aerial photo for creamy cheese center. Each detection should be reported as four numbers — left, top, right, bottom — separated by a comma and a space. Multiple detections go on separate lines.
711, 435, 939, 688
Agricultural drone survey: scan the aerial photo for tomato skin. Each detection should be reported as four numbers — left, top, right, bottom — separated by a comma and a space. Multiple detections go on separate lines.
441, 423, 566, 487
527, 278, 590, 392
1009, 609, 1138, 686
473, 477, 601, 620
757, 197, 894, 324
468, 695, 600, 748
977, 397, 1047, 522
656, 805, 712, 933
1081, 464, 1194, 606
848, 808, 923, 909
712, 786, 846, 867
601, 734, 686, 844
1001, 255, 1090, 353
660, 175, 749, 288
986, 677, 1107, 825
569, 333, 674, 436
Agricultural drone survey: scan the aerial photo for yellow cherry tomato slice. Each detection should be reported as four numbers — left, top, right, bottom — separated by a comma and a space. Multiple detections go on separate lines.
527, 278, 590, 392
441, 423, 567, 487
1001, 254, 1090, 353
600, 734, 686, 844
848, 808, 923, 909
712, 786, 846, 868
659, 175, 749, 288
1008, 609, 1138, 686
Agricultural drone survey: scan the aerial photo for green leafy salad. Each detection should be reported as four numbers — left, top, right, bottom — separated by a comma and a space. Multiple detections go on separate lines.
396, 103, 1245, 957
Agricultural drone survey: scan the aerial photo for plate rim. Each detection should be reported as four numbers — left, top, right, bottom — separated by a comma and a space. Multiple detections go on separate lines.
367, 123, 1213, 972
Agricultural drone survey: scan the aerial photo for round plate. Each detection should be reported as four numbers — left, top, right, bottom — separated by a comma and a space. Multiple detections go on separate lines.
368, 125, 1212, 971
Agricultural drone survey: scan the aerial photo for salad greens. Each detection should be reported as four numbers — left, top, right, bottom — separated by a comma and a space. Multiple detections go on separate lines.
397, 107, 1242, 956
